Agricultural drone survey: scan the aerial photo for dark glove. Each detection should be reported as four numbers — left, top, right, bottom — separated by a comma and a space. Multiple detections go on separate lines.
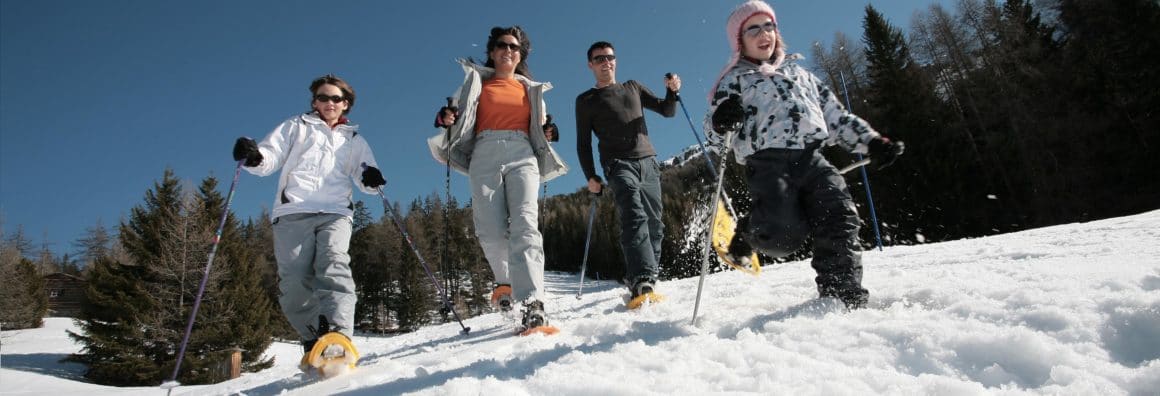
711, 95, 745, 135
867, 136, 905, 169
543, 114, 559, 142
361, 166, 386, 188
232, 137, 263, 167
434, 97, 458, 128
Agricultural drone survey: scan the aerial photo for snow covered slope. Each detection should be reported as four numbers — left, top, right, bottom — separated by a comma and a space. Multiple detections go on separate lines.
3, 210, 1159, 395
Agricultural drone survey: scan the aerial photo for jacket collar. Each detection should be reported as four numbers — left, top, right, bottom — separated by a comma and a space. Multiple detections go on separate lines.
457, 58, 552, 92
300, 112, 359, 134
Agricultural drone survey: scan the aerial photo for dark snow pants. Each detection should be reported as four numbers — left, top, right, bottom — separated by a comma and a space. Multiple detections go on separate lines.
741, 146, 869, 306
603, 156, 664, 286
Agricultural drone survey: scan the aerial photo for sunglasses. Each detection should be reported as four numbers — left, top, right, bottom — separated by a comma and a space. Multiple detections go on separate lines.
744, 21, 777, 37
590, 54, 616, 63
314, 94, 346, 103
494, 41, 521, 51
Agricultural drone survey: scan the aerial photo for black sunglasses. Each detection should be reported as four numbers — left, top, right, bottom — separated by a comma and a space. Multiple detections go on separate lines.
494, 41, 521, 51
591, 54, 616, 63
744, 21, 777, 37
314, 94, 345, 103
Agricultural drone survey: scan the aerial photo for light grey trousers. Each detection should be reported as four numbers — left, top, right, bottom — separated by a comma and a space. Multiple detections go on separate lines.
469, 131, 545, 303
273, 212, 355, 340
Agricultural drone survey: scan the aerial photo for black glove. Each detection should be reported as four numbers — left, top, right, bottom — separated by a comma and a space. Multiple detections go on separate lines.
711, 95, 744, 135
434, 97, 458, 128
232, 137, 263, 167
867, 136, 905, 169
362, 166, 386, 188
543, 114, 559, 142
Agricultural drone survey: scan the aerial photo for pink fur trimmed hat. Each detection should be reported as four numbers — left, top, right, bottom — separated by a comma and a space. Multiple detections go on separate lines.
709, 1, 786, 103
726, 0, 776, 53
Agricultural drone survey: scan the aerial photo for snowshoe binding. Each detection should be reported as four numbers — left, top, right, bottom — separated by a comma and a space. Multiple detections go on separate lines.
626, 278, 664, 309
518, 300, 558, 336
711, 200, 761, 275
299, 316, 359, 378
490, 284, 514, 313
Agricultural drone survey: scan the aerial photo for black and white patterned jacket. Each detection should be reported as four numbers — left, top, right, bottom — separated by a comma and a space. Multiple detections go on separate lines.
704, 56, 879, 165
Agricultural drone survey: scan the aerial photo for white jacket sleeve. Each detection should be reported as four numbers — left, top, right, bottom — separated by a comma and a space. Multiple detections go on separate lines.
813, 72, 879, 154
704, 70, 744, 148
350, 136, 380, 195
245, 119, 296, 177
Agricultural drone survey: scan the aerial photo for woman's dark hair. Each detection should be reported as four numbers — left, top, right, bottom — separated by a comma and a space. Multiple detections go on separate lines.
485, 26, 532, 78
309, 74, 355, 115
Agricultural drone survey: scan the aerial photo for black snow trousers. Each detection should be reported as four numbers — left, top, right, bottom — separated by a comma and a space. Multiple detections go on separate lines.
739, 145, 869, 308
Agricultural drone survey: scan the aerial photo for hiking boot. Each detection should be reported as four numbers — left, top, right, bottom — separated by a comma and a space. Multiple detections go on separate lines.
819, 285, 869, 310
723, 232, 754, 267
521, 300, 547, 329
630, 277, 656, 298
491, 284, 513, 312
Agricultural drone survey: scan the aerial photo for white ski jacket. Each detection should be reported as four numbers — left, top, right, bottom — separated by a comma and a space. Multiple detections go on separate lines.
704, 57, 880, 165
245, 112, 379, 220
428, 59, 568, 182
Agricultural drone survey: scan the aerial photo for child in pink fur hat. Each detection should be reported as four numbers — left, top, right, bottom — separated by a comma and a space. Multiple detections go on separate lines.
704, 0, 906, 309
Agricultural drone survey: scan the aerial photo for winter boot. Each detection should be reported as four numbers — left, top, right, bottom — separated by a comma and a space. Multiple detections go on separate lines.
723, 232, 754, 268
630, 277, 655, 299
521, 300, 548, 329
627, 276, 664, 309
819, 285, 869, 310
298, 338, 318, 372
491, 284, 514, 312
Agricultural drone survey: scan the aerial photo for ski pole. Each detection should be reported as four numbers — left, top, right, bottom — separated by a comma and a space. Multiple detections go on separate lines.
670, 73, 719, 177
838, 72, 883, 251
163, 159, 245, 391
364, 164, 470, 335
692, 130, 735, 325
575, 190, 601, 299
441, 97, 453, 305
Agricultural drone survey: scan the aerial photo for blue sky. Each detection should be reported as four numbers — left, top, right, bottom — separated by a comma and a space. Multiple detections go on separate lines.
0, 0, 948, 257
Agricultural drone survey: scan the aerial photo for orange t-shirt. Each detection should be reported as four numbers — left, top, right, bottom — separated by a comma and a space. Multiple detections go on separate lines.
474, 77, 531, 134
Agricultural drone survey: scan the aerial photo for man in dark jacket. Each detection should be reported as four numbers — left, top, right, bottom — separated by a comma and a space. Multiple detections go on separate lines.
575, 41, 680, 299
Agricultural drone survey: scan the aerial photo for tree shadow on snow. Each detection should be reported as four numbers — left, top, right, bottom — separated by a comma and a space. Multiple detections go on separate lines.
0, 353, 87, 381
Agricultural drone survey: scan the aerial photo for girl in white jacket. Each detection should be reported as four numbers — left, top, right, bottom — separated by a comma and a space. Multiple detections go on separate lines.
232, 75, 384, 362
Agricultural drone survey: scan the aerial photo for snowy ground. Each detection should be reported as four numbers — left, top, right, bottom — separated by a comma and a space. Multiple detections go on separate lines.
3, 210, 1159, 395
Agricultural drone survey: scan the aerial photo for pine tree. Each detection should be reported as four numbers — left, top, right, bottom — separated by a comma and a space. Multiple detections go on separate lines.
69, 169, 276, 385
190, 177, 275, 374
66, 257, 160, 386
0, 236, 47, 329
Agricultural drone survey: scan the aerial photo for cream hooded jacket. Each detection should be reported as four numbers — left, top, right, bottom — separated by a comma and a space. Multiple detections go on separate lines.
245, 112, 379, 220
427, 59, 568, 182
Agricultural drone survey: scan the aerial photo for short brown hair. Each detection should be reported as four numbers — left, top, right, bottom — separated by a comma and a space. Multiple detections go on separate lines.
309, 74, 356, 115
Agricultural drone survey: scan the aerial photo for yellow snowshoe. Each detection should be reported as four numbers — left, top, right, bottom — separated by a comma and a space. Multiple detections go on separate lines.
711, 200, 761, 275
303, 332, 359, 378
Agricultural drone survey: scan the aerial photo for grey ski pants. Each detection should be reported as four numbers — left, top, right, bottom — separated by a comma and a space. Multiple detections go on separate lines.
273, 212, 355, 340
603, 156, 663, 285
469, 131, 545, 303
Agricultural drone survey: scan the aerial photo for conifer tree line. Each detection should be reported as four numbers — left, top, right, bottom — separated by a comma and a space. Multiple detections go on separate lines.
2, 0, 1156, 387
806, 0, 1160, 244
